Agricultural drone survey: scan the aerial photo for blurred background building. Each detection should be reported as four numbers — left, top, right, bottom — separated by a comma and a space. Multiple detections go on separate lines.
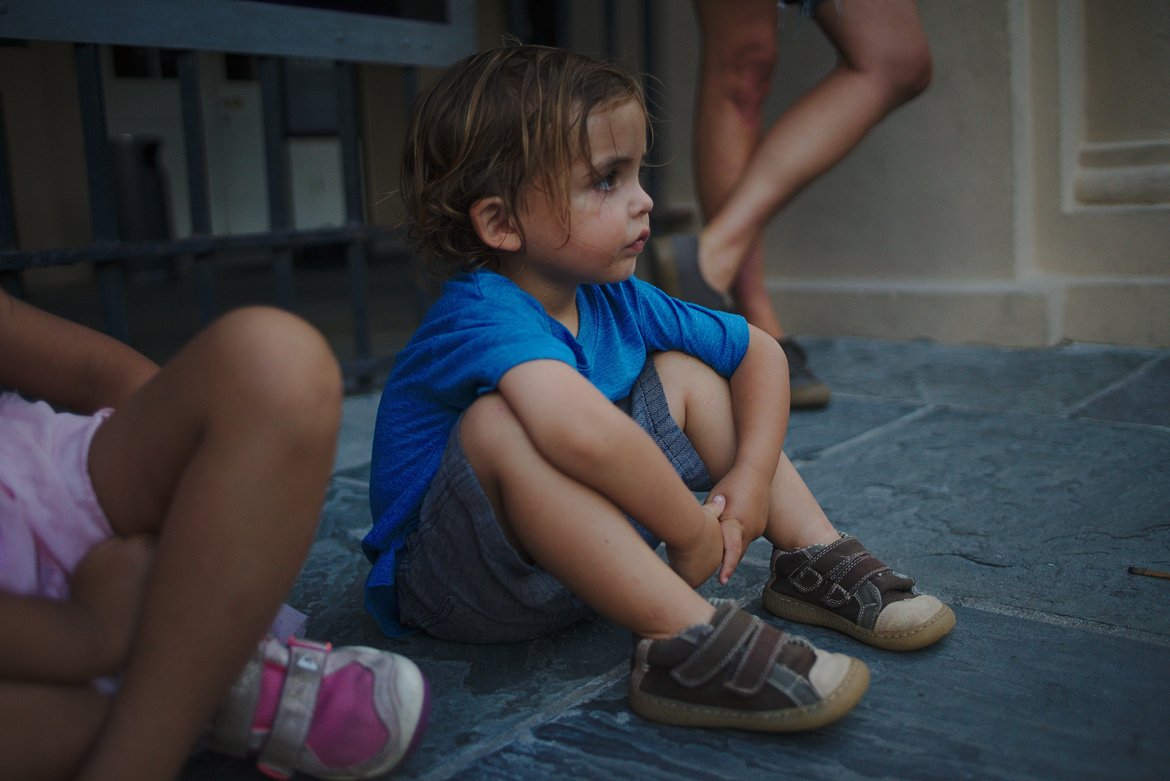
1, 0, 1167, 377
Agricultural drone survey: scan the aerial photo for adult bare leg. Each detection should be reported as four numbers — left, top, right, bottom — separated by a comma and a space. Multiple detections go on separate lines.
696, 0, 932, 299
692, 0, 777, 293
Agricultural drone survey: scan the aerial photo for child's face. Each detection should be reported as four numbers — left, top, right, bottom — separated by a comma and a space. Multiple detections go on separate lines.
513, 99, 653, 290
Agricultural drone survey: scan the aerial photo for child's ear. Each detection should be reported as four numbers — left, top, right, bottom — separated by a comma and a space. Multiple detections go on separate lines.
469, 196, 522, 254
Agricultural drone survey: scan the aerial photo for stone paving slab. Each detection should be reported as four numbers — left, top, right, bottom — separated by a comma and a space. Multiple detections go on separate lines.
334, 392, 381, 473
182, 338, 1170, 780
796, 405, 1170, 637
783, 394, 921, 461
1071, 353, 1170, 428
443, 606, 1170, 781
801, 337, 1164, 415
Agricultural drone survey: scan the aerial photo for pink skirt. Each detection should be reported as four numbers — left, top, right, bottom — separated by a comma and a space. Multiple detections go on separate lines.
0, 392, 114, 600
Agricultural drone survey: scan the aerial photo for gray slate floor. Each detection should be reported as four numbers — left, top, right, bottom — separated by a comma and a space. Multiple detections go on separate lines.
183, 336, 1170, 781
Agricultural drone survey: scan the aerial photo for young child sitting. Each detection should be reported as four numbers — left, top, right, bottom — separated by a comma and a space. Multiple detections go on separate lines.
0, 290, 429, 780
364, 44, 955, 732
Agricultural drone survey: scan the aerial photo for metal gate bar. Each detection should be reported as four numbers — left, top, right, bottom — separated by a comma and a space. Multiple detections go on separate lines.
0, 0, 476, 390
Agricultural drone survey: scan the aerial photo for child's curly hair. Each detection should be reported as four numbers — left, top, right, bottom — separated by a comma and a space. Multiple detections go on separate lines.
400, 44, 648, 283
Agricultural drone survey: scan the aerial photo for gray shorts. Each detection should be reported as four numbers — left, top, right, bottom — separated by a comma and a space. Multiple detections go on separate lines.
396, 357, 713, 643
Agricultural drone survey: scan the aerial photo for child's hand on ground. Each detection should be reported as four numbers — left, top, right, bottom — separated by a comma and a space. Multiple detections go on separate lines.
666, 494, 726, 587
71, 535, 156, 674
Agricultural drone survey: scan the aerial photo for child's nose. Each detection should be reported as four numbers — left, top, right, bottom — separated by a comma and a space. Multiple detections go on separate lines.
633, 182, 653, 216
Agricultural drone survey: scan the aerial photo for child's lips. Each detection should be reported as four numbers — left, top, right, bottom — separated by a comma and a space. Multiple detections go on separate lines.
628, 229, 651, 253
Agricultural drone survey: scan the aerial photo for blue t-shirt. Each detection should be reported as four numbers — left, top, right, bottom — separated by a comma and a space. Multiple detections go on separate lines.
363, 271, 749, 636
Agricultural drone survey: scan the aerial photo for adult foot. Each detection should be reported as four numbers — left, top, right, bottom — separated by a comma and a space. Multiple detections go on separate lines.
649, 234, 732, 311
778, 337, 831, 409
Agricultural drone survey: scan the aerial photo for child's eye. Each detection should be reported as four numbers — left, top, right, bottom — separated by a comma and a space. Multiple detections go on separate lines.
596, 171, 619, 192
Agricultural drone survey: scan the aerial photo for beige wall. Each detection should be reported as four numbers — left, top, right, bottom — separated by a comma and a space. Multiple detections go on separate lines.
638, 0, 1170, 347
1031, 1, 1170, 345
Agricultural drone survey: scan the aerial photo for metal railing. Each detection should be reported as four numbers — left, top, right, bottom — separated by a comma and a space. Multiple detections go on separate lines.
0, 0, 475, 389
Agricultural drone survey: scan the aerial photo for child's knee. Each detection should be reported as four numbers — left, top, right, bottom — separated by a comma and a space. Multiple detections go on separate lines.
652, 351, 727, 422
207, 307, 341, 425
653, 350, 721, 388
217, 307, 335, 370
457, 394, 541, 495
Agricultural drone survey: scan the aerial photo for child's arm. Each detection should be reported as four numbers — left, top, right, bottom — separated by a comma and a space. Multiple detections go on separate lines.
711, 325, 789, 583
0, 536, 154, 683
0, 289, 158, 412
497, 359, 724, 587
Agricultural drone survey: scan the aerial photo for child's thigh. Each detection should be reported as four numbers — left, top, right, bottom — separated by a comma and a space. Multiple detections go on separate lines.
650, 351, 737, 476
88, 307, 339, 537
397, 420, 591, 643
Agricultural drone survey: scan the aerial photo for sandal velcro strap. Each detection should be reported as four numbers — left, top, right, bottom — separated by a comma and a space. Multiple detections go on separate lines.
256, 638, 332, 779
786, 536, 911, 608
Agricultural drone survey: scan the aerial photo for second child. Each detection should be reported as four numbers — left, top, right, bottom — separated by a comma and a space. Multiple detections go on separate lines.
364, 45, 955, 731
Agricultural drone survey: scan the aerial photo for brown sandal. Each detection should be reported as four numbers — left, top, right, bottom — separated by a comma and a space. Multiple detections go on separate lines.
764, 534, 956, 651
629, 602, 868, 732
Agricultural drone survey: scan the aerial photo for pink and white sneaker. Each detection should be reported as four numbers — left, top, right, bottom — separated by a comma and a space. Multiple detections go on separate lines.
209, 636, 431, 780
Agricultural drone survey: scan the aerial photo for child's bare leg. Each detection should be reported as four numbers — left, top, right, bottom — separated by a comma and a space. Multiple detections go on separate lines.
0, 537, 151, 778
459, 394, 716, 641
615, 355, 870, 728
0, 681, 108, 780
653, 350, 953, 649
652, 351, 837, 550
761, 455, 841, 549
78, 307, 341, 781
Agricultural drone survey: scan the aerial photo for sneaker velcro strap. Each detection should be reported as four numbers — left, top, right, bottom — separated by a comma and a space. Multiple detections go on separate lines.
671, 605, 756, 688
725, 621, 787, 697
257, 638, 331, 779
789, 536, 907, 608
